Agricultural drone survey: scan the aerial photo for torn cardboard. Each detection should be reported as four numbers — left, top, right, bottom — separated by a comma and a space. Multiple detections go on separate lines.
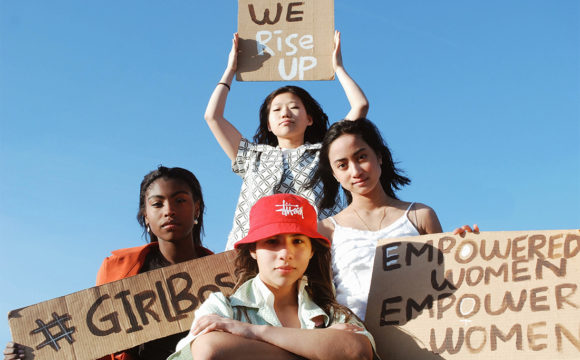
8, 250, 236, 360
237, 0, 334, 81
365, 230, 580, 359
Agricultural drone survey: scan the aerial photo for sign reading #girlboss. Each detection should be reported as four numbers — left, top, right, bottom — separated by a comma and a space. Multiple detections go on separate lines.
237, 0, 334, 81
365, 230, 580, 360
8, 251, 237, 360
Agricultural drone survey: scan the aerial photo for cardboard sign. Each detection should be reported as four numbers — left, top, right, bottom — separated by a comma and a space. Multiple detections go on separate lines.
8, 250, 236, 360
237, 0, 334, 81
365, 230, 580, 359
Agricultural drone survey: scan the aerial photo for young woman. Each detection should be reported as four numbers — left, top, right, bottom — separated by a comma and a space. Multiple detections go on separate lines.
205, 31, 369, 250
310, 118, 478, 321
96, 166, 214, 360
4, 166, 214, 360
167, 194, 375, 360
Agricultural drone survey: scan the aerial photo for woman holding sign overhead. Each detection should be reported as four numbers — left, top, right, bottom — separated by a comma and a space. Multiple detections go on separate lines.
206, 31, 369, 251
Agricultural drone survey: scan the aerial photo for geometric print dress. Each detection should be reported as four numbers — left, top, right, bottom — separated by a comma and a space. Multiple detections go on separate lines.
224, 138, 343, 250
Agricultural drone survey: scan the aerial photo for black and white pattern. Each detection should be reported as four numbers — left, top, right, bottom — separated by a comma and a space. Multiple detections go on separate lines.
225, 138, 342, 250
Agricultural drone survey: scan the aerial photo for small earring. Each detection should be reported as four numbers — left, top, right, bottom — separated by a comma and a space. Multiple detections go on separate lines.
147, 225, 151, 233
194, 218, 198, 225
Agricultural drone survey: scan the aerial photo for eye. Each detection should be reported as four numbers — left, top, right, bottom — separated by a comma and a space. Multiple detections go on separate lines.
271, 107, 280, 112
176, 197, 188, 204
359, 153, 368, 160
150, 202, 163, 208
265, 238, 278, 245
292, 235, 310, 245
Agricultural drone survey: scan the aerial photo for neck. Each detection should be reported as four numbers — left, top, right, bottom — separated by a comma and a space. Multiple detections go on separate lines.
261, 276, 299, 306
157, 238, 197, 264
350, 185, 392, 211
277, 136, 304, 149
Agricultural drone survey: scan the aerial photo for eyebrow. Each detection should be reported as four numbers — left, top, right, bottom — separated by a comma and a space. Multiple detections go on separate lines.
333, 147, 366, 164
147, 190, 191, 201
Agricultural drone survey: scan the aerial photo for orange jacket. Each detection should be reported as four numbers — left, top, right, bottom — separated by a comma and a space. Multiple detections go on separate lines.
96, 242, 213, 360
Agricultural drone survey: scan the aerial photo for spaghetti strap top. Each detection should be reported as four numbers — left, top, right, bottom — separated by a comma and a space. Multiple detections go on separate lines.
330, 203, 420, 321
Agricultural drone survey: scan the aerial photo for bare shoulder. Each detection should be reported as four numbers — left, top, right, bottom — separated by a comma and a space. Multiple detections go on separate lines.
410, 202, 442, 235
318, 217, 336, 241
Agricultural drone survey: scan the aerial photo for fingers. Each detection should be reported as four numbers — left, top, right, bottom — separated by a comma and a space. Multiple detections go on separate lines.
3, 342, 25, 359
329, 323, 363, 332
452, 224, 480, 235
191, 314, 224, 336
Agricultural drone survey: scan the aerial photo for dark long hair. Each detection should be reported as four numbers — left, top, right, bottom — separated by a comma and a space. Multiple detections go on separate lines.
253, 86, 329, 146
310, 118, 411, 211
234, 239, 354, 322
137, 166, 205, 247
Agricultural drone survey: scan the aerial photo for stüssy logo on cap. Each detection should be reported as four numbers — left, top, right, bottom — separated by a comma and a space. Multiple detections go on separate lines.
275, 200, 304, 219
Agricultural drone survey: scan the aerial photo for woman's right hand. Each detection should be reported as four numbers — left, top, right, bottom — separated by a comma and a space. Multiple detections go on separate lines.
227, 33, 239, 72
3, 342, 24, 360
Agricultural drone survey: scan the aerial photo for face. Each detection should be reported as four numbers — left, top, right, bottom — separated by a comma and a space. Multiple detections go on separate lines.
328, 134, 382, 197
251, 233, 314, 293
144, 178, 199, 244
267, 92, 313, 144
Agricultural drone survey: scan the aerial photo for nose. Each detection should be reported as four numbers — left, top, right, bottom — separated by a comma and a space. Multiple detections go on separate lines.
164, 202, 176, 217
350, 162, 363, 177
280, 106, 290, 118
278, 241, 294, 260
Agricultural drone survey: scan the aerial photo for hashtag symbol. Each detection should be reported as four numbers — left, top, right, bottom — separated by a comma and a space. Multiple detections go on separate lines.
30, 312, 76, 351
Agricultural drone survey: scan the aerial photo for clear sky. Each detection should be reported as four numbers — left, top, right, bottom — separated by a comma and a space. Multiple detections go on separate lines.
1, 0, 578, 346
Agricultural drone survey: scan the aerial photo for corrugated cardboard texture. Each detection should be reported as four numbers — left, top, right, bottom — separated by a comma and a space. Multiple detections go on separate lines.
237, 0, 334, 81
365, 230, 580, 359
8, 250, 236, 360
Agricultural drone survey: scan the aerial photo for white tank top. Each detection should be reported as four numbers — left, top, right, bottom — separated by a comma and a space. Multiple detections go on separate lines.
330, 203, 419, 321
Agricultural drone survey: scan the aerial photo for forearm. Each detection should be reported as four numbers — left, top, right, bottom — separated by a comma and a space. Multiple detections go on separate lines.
335, 66, 369, 120
204, 66, 242, 161
204, 66, 235, 123
192, 331, 304, 360
251, 325, 372, 360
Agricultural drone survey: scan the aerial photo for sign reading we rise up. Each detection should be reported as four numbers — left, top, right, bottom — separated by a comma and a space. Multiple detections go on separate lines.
237, 0, 334, 81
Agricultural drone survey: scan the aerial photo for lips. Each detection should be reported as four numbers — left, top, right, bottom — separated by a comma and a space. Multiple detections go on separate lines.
161, 220, 180, 229
275, 265, 296, 273
352, 178, 369, 186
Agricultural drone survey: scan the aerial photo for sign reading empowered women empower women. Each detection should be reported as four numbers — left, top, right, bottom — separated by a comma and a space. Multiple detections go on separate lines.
236, 0, 334, 81
365, 230, 580, 360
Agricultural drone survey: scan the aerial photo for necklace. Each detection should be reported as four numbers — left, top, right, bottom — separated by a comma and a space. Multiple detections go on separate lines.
353, 207, 387, 231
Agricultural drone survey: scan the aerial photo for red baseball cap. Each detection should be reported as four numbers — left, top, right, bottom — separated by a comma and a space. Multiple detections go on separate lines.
234, 194, 330, 248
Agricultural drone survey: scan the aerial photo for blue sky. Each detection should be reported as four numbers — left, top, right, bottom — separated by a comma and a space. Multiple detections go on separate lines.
1, 0, 578, 345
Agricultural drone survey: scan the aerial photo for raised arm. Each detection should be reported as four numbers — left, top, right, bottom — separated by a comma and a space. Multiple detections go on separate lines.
204, 33, 243, 162
333, 31, 369, 120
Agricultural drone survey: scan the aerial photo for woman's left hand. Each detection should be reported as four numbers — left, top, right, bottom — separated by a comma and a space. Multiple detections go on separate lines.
191, 314, 256, 339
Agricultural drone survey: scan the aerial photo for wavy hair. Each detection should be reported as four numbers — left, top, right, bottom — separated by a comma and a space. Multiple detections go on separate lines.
234, 239, 354, 322
253, 86, 329, 146
309, 118, 411, 211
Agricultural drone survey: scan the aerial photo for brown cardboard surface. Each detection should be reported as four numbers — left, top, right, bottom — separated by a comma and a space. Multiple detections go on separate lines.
237, 0, 334, 81
365, 230, 580, 359
8, 250, 236, 360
